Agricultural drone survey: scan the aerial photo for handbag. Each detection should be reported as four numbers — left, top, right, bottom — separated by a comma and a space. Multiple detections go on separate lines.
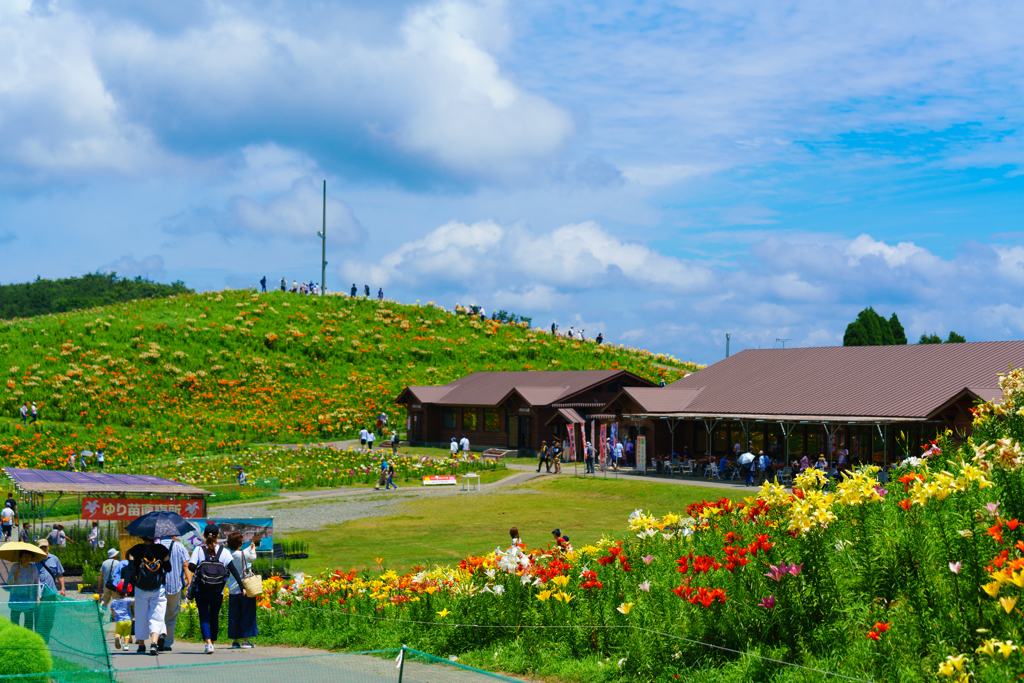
240, 553, 263, 598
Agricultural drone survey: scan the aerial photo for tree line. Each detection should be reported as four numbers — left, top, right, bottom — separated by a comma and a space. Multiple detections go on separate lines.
843, 306, 964, 346
0, 273, 192, 320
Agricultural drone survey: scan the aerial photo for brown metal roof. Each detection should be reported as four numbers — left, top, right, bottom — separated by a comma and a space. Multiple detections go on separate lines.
4, 467, 211, 496
546, 408, 585, 425
398, 386, 455, 404
614, 387, 705, 412
662, 341, 1024, 419
400, 370, 650, 408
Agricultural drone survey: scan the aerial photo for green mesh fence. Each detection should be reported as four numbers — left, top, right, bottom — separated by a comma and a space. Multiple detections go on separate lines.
0, 649, 525, 683
0, 585, 110, 678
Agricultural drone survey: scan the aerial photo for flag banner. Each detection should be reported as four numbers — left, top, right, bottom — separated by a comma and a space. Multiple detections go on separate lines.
568, 422, 577, 462
610, 423, 618, 446
599, 423, 607, 470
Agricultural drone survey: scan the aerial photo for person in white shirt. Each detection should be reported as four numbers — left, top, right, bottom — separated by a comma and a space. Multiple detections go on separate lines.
366, 430, 375, 451
226, 532, 259, 649
449, 437, 458, 456
0, 505, 14, 540
459, 435, 470, 456
359, 428, 368, 452
88, 521, 100, 547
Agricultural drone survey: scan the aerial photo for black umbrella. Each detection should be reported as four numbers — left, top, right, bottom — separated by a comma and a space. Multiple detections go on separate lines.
125, 511, 195, 539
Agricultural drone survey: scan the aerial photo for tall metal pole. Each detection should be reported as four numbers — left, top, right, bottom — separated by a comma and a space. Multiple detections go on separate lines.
321, 180, 327, 294
726, 333, 731, 358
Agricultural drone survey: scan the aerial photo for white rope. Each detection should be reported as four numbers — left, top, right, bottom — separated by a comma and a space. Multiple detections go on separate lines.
278, 606, 875, 682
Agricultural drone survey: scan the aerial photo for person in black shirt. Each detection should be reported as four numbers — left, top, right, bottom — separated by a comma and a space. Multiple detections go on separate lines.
125, 538, 170, 656
4, 492, 17, 520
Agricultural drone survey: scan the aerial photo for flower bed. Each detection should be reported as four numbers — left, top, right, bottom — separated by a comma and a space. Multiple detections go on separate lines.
225, 370, 1024, 681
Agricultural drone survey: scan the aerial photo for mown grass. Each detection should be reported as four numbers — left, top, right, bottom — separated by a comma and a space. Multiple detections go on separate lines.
282, 476, 746, 574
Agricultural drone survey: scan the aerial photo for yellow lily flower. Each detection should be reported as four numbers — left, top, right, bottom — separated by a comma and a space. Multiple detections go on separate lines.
436, 608, 450, 618
536, 590, 552, 602
975, 640, 996, 657
996, 640, 1018, 658
616, 602, 633, 615
1000, 596, 1017, 614
982, 581, 1001, 598
550, 575, 570, 589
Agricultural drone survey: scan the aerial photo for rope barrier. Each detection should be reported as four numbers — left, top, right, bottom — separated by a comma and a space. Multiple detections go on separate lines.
279, 605, 875, 682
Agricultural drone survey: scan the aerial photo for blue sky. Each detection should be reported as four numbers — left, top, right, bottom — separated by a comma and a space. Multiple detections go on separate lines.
3, 0, 1024, 363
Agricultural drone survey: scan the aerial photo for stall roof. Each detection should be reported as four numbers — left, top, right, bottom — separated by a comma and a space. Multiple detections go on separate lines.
4, 468, 212, 496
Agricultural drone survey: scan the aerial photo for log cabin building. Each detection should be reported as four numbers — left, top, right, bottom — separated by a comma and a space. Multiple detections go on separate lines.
395, 370, 655, 452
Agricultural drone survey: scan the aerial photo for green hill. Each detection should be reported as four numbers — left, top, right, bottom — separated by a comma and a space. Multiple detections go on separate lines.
0, 273, 192, 320
0, 289, 699, 470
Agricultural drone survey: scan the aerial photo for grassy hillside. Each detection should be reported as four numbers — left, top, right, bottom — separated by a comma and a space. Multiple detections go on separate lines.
0, 290, 698, 470
0, 273, 192, 320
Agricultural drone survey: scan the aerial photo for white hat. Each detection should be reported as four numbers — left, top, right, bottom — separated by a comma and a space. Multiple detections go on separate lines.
108, 548, 119, 558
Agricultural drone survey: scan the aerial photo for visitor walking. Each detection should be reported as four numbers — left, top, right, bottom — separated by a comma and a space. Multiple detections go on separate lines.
585, 441, 595, 474
385, 461, 397, 490
459, 434, 470, 457
99, 548, 122, 608
613, 440, 623, 471
359, 427, 368, 452
158, 535, 189, 651
1, 502, 14, 541
374, 455, 388, 490
552, 443, 562, 474
88, 521, 99, 547
96, 450, 104, 470
6, 550, 41, 630
227, 533, 258, 649
364, 284, 370, 297
390, 431, 399, 456
30, 402, 38, 423
378, 288, 384, 301
35, 541, 62, 640
758, 451, 773, 484
20, 402, 28, 424
537, 441, 550, 473
350, 284, 357, 297
449, 437, 458, 457
20, 522, 30, 544
280, 277, 286, 292
259, 276, 266, 293
189, 523, 240, 655
366, 430, 375, 451
596, 333, 603, 344
125, 534, 170, 655
68, 452, 76, 471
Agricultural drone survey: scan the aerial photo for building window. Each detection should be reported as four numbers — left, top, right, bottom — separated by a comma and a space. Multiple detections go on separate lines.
463, 409, 478, 431
442, 407, 456, 430
553, 423, 562, 437
484, 409, 500, 432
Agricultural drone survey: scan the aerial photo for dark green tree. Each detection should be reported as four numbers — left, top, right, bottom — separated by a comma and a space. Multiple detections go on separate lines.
0, 273, 191, 320
919, 333, 943, 344
946, 331, 966, 343
888, 313, 907, 345
843, 307, 894, 346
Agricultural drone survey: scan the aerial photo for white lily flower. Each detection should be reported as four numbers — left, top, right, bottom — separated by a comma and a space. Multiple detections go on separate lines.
492, 584, 505, 595
484, 569, 496, 580
661, 533, 675, 540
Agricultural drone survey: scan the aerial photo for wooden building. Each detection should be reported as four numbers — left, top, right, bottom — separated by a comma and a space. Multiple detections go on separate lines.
601, 341, 1024, 467
395, 370, 655, 453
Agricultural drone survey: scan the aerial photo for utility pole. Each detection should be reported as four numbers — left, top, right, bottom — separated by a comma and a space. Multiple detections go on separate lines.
726, 333, 730, 358
776, 338, 792, 348
317, 180, 327, 294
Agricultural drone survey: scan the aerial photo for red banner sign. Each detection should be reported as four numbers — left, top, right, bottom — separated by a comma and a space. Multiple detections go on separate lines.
82, 497, 205, 521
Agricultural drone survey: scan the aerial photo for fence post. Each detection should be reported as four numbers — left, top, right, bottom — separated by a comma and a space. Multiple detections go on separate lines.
397, 645, 406, 683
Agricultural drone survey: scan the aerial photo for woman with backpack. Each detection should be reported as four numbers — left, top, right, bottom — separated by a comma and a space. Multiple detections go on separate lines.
124, 535, 171, 656
188, 523, 241, 654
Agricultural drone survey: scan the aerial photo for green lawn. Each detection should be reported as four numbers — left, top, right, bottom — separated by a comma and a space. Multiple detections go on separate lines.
282, 476, 747, 575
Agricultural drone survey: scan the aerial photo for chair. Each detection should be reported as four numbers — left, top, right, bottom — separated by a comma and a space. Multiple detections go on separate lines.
681, 461, 695, 476
704, 463, 719, 480
667, 461, 682, 477
779, 467, 793, 486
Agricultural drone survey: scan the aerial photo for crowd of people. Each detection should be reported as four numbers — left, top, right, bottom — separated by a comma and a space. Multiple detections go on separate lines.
549, 323, 604, 344
98, 522, 260, 655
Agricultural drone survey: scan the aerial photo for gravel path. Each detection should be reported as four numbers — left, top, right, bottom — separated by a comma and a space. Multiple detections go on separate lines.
209, 470, 543, 532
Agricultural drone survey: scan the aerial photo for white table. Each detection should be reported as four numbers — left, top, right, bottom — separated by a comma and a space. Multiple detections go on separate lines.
461, 473, 481, 491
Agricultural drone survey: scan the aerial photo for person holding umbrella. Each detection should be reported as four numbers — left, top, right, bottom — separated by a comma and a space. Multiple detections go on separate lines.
124, 510, 195, 656
738, 451, 756, 487
0, 541, 45, 630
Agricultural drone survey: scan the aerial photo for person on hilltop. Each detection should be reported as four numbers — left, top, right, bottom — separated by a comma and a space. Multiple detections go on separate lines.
378, 288, 384, 300
259, 276, 266, 293
350, 283, 357, 297
31, 402, 38, 423
364, 284, 370, 297
280, 277, 286, 292
596, 332, 604, 344
550, 322, 557, 335
20, 402, 28, 424
460, 434, 470, 458
449, 437, 459, 457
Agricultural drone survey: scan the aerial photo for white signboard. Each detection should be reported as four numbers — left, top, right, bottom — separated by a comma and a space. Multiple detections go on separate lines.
637, 436, 647, 474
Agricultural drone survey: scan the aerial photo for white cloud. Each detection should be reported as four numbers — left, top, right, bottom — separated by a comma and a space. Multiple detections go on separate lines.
342, 219, 714, 293
98, 254, 166, 280
844, 233, 927, 268
230, 177, 363, 243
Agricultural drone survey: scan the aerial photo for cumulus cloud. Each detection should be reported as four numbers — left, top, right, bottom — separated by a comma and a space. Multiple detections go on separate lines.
342, 219, 714, 294
98, 254, 166, 280
230, 177, 364, 243
0, 0, 572, 185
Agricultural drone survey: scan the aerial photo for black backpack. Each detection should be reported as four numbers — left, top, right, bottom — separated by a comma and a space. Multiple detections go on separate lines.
131, 548, 166, 592
193, 545, 229, 596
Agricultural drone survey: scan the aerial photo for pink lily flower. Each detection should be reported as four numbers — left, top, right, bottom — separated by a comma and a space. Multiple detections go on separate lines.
949, 561, 962, 574
788, 563, 803, 577
764, 565, 787, 582
758, 595, 776, 609
638, 580, 651, 593
642, 555, 655, 565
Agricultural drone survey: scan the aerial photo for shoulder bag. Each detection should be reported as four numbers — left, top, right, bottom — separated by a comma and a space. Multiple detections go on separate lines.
240, 550, 263, 598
